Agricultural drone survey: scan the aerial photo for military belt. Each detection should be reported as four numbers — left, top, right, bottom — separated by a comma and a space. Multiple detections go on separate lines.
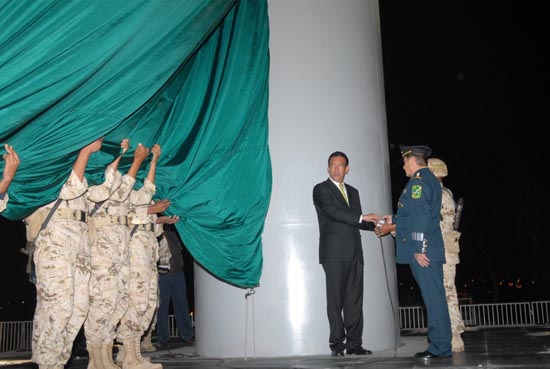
54, 208, 87, 222
95, 215, 129, 227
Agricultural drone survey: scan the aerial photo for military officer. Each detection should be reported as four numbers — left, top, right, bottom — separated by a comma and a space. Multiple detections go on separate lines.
376, 145, 452, 359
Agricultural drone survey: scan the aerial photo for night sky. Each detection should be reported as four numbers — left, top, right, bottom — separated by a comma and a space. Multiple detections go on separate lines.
379, 2, 550, 304
2, 2, 550, 321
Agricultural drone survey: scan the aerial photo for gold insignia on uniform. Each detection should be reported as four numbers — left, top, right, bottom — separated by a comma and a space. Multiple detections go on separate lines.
414, 173, 422, 179
412, 185, 422, 199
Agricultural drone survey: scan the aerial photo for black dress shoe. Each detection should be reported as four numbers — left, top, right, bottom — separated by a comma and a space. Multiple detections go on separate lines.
330, 343, 345, 357
346, 346, 373, 355
414, 350, 451, 359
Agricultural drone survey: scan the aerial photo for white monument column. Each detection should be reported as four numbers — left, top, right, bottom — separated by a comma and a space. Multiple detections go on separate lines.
195, 0, 399, 358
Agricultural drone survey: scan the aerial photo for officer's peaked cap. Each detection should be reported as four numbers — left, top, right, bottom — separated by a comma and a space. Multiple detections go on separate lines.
399, 145, 432, 159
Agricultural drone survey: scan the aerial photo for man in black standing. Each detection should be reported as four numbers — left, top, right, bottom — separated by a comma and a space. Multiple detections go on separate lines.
313, 151, 378, 356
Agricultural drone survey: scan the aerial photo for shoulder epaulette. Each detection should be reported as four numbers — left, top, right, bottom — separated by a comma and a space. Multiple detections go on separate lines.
414, 172, 422, 180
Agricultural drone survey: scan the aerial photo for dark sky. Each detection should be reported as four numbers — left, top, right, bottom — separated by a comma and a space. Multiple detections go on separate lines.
2, 1, 550, 320
379, 2, 550, 303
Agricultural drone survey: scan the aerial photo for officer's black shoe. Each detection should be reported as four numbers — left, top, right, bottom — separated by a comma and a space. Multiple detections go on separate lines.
346, 346, 372, 355
330, 343, 345, 357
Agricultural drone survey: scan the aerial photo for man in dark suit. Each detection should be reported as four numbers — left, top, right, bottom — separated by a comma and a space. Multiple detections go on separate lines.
376, 145, 452, 359
313, 151, 378, 356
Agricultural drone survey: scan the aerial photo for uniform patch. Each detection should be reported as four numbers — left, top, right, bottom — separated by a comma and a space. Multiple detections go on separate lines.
411, 185, 422, 199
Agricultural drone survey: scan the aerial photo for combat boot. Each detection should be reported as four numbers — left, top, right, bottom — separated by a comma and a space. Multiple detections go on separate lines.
117, 341, 151, 366
141, 332, 156, 352
101, 342, 120, 369
86, 342, 102, 369
122, 336, 161, 369
452, 334, 465, 352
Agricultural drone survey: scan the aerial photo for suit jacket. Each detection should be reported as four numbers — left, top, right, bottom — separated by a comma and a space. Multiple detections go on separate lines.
313, 178, 374, 264
393, 167, 445, 264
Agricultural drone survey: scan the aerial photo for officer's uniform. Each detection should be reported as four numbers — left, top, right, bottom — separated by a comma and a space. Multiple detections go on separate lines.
31, 170, 109, 368
393, 146, 452, 357
85, 166, 136, 369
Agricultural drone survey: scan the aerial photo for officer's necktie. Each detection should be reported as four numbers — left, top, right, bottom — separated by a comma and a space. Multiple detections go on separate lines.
338, 183, 349, 205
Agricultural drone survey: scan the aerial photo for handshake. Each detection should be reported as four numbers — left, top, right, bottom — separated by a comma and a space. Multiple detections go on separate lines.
361, 213, 396, 238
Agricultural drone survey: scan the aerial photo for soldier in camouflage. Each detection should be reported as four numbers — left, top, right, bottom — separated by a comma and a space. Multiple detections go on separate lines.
31, 138, 105, 369
84, 140, 150, 369
116, 144, 164, 369
0, 144, 20, 212
115, 202, 178, 367
428, 158, 465, 353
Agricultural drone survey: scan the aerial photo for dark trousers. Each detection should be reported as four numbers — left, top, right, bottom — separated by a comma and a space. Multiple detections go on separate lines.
156, 271, 194, 343
410, 261, 452, 356
322, 258, 364, 350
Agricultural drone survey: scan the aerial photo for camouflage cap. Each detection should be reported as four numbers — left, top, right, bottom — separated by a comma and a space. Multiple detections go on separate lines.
399, 145, 432, 159
428, 157, 448, 177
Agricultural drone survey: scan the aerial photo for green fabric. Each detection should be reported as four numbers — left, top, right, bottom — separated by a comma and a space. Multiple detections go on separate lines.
0, 0, 271, 288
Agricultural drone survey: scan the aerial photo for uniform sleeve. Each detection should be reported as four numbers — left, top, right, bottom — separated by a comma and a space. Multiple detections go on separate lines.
440, 188, 455, 237
128, 178, 156, 206
109, 174, 136, 202
87, 166, 123, 203
402, 178, 434, 254
128, 180, 156, 225
58, 170, 89, 200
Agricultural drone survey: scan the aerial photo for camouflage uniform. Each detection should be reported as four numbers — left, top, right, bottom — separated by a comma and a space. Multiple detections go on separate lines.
440, 185, 465, 351
31, 170, 109, 367
116, 179, 162, 369
85, 167, 136, 369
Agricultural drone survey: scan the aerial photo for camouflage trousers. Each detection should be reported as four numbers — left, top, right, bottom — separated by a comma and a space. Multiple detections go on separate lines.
31, 221, 91, 366
116, 230, 159, 341
84, 225, 130, 343
443, 262, 465, 335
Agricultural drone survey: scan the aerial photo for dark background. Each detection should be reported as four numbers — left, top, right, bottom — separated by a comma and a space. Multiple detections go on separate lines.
2, 1, 550, 321
379, 1, 550, 305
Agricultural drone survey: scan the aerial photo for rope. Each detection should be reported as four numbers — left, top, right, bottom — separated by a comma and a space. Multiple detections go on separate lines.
244, 287, 256, 360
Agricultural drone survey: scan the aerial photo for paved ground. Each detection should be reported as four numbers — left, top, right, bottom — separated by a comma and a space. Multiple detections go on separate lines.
2, 326, 550, 368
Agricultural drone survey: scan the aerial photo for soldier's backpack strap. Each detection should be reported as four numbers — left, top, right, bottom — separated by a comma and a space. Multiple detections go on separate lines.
41, 199, 64, 232
89, 199, 107, 217
130, 224, 138, 238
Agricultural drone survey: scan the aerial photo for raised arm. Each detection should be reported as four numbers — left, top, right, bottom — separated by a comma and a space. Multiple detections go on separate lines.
73, 137, 103, 181
126, 143, 150, 179
108, 138, 130, 173
145, 144, 161, 184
